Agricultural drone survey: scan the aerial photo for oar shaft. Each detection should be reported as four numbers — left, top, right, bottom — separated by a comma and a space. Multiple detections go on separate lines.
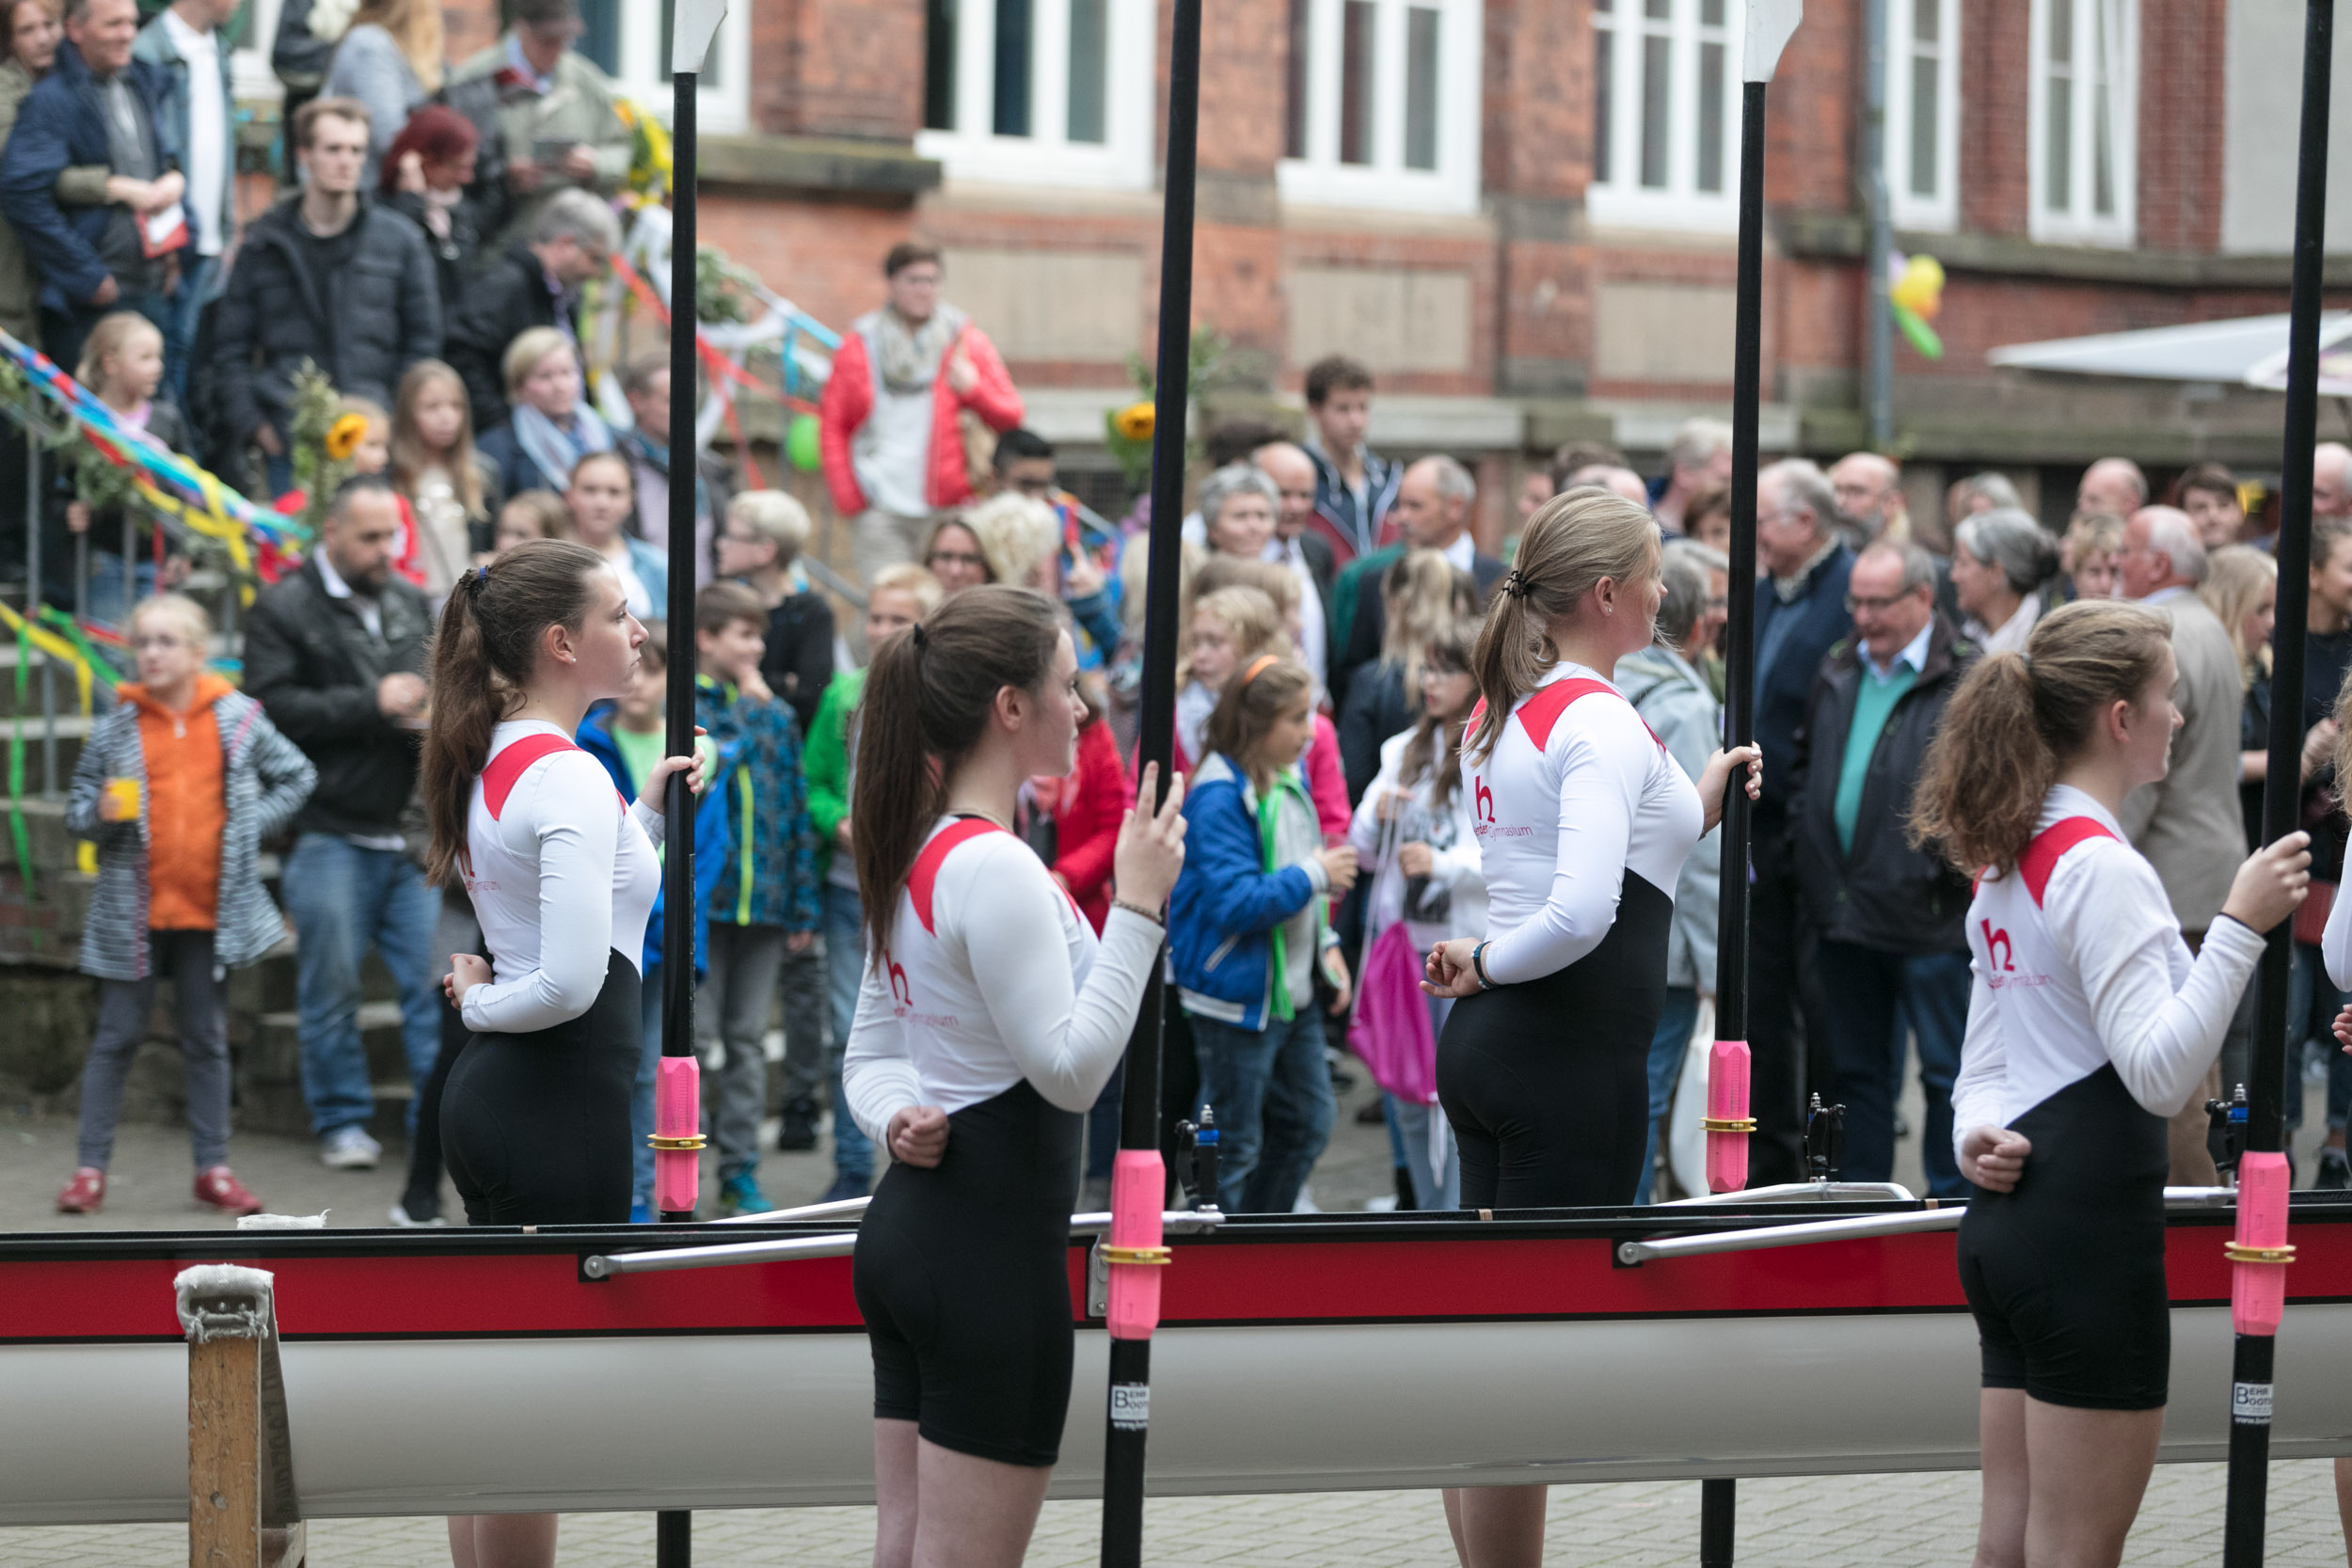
1102, 0, 1202, 1560
2226, 6, 2333, 1565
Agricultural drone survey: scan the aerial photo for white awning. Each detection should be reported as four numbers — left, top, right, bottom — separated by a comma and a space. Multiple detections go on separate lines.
1989, 312, 2352, 394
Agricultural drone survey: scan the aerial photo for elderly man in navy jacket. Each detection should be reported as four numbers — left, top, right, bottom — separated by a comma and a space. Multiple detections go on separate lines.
0, 0, 188, 377
1747, 457, 1854, 1185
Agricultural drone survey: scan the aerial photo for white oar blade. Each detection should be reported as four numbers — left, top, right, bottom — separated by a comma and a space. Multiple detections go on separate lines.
1744, 0, 1802, 83
672, 0, 729, 76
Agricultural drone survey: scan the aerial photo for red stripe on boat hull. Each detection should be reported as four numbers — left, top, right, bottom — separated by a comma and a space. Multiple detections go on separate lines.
11, 1215, 2352, 1343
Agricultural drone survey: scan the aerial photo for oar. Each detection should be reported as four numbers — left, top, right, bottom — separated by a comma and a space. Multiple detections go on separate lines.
655, 8, 729, 1567
1702, 5, 1803, 1563
2225, 4, 2335, 1562
1097, 0, 1202, 1562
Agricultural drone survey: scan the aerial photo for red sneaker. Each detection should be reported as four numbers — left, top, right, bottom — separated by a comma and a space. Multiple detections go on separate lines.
194, 1166, 263, 1216
55, 1167, 104, 1213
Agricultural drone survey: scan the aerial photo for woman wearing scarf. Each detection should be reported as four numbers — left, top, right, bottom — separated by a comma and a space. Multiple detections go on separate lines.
818, 240, 1023, 589
477, 325, 612, 499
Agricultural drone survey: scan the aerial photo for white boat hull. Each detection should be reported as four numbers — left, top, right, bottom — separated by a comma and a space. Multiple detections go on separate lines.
11, 1305, 2352, 1525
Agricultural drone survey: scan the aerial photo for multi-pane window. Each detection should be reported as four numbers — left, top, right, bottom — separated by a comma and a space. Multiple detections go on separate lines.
2029, 0, 2137, 245
1588, 0, 1740, 230
920, 0, 1151, 188
1279, 0, 1483, 213
1886, 0, 1959, 230
585, 0, 752, 132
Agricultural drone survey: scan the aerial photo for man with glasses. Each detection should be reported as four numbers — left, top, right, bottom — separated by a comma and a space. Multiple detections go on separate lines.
444, 187, 619, 434
1788, 540, 1976, 1198
819, 241, 1024, 587
444, 0, 630, 251
208, 97, 440, 497
1748, 457, 1855, 1185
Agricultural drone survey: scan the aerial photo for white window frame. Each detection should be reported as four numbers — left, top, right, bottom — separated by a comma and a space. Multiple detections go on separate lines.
1885, 0, 1959, 231
1276, 0, 1485, 215
914, 0, 1154, 191
612, 4, 754, 136
232, 0, 285, 101
2027, 0, 2137, 247
1586, 0, 1745, 233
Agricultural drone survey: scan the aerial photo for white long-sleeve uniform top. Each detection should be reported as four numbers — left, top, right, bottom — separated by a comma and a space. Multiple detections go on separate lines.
459, 721, 663, 1034
2323, 873, 2352, 992
1950, 785, 2264, 1165
1461, 662, 1703, 986
841, 817, 1164, 1141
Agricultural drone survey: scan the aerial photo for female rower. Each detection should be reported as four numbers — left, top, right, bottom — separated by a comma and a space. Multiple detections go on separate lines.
420, 538, 703, 1568
842, 584, 1186, 1568
1913, 599, 2307, 1568
1422, 489, 1756, 1568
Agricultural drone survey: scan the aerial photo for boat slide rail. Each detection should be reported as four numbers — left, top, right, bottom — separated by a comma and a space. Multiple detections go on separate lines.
588, 1187, 2247, 1277
1616, 1186, 2239, 1267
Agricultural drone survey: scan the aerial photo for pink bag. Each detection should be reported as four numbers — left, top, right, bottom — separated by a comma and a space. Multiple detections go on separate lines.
1349, 919, 1439, 1105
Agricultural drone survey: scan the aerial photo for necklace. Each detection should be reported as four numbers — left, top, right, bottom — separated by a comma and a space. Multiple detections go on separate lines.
948, 804, 1011, 831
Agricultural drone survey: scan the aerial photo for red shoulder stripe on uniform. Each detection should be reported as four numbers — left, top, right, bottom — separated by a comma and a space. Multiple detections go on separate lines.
1515, 677, 1664, 752
2017, 816, 2118, 908
908, 818, 1009, 935
482, 734, 582, 821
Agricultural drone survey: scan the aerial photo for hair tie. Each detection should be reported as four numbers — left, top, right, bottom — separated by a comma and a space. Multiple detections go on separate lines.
461, 564, 490, 598
911, 622, 929, 649
1501, 568, 1529, 600
1240, 654, 1279, 687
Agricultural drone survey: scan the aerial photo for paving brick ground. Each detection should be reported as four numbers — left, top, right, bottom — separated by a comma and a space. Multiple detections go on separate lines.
6, 1462, 2346, 1566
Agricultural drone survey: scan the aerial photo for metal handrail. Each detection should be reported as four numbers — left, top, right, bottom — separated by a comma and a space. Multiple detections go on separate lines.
583, 1209, 1226, 1280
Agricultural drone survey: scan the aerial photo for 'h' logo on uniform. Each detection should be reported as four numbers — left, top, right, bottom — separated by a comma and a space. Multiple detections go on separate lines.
1980, 919, 2014, 974
885, 953, 913, 1007
1474, 776, 1495, 823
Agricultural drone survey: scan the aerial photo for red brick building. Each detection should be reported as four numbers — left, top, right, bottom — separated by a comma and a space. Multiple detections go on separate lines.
232, 0, 2352, 540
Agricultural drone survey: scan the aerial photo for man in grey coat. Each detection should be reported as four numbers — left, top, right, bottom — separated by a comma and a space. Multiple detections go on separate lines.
1618, 540, 1728, 1202
2120, 504, 2251, 1183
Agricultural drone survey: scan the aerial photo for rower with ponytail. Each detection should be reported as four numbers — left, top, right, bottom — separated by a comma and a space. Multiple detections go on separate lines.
839, 582, 1186, 1567
417, 535, 705, 1568
1422, 487, 1759, 1567
1914, 596, 2308, 1567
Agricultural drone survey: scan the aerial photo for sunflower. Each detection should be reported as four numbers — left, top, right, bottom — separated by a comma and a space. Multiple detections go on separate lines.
1113, 401, 1155, 442
323, 413, 370, 463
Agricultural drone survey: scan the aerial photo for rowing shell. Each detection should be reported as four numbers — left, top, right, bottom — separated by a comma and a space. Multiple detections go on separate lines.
8, 1196, 2352, 1525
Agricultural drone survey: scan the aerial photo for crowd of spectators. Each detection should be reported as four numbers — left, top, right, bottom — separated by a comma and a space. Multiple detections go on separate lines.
11, 5, 2343, 1214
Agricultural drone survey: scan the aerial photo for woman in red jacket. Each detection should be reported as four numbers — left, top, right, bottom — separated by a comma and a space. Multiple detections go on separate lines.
817, 242, 1024, 589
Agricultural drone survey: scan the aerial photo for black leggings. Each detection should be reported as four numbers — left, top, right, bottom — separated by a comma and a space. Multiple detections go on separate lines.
1957, 1063, 2171, 1410
1437, 874, 1671, 1209
852, 1080, 1082, 1467
440, 949, 641, 1227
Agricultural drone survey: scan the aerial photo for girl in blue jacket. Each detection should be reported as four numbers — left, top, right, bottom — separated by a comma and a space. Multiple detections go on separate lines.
1170, 656, 1358, 1212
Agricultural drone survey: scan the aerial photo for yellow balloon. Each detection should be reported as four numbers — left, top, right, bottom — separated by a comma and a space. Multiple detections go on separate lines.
1892, 255, 1946, 319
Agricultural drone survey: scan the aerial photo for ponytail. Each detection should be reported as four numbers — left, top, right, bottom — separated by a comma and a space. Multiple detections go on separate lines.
1909, 598, 2170, 876
852, 584, 1061, 963
1468, 489, 1657, 762
421, 538, 607, 885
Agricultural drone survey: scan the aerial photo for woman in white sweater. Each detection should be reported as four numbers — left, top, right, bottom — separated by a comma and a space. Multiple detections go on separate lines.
1347, 613, 1484, 1211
